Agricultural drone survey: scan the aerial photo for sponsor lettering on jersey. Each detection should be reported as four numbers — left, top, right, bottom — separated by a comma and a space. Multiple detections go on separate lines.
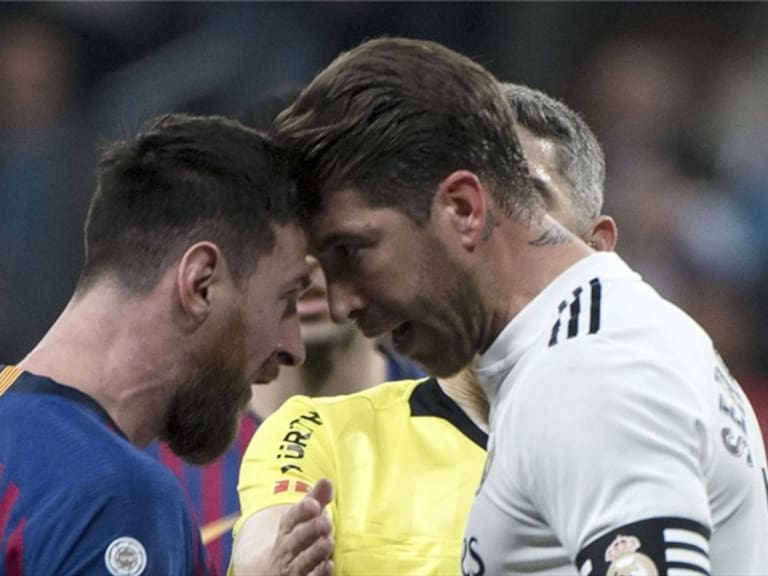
714, 353, 754, 467
461, 536, 485, 576
275, 410, 323, 474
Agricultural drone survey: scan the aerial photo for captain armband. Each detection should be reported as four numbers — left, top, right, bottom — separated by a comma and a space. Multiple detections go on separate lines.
576, 517, 710, 576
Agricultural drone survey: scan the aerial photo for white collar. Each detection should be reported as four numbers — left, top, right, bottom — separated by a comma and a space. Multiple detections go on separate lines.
473, 252, 639, 402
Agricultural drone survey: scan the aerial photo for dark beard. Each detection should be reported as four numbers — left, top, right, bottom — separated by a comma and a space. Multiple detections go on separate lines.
409, 237, 484, 378
160, 320, 251, 465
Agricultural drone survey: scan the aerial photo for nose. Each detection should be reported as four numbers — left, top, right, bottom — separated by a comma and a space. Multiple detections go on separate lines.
273, 313, 306, 367
326, 280, 365, 324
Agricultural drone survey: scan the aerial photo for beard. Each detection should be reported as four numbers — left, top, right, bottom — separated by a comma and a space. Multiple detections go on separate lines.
160, 313, 252, 465
403, 238, 485, 378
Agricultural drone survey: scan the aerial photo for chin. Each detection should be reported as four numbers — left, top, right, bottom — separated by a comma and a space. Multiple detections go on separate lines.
164, 416, 239, 465
161, 371, 249, 464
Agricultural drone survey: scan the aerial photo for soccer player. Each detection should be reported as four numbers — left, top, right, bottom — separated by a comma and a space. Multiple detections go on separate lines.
229, 83, 617, 575
271, 37, 768, 575
0, 113, 308, 574
146, 254, 423, 575
144, 91, 423, 576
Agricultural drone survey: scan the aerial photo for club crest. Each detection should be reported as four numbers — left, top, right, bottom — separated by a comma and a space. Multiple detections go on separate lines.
104, 536, 147, 576
605, 534, 658, 576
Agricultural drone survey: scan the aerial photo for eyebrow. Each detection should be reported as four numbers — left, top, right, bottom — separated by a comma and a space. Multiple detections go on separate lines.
316, 231, 365, 253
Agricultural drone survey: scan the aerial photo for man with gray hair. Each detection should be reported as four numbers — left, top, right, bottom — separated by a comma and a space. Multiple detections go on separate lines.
503, 82, 614, 247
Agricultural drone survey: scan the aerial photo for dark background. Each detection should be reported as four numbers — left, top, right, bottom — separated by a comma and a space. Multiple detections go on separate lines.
1, 2, 766, 396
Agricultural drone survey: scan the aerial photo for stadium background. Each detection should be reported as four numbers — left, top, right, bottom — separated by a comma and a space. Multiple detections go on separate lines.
1, 2, 767, 425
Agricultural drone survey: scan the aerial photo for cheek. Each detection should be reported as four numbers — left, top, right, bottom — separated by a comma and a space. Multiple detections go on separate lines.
420, 255, 476, 322
366, 258, 425, 303
244, 309, 282, 362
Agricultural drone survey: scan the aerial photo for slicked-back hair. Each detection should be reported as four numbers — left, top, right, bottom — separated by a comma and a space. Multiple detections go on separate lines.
77, 113, 299, 295
502, 83, 606, 231
273, 37, 539, 225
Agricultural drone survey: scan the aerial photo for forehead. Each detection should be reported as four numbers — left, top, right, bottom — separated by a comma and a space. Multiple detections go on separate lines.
257, 222, 309, 285
309, 187, 404, 247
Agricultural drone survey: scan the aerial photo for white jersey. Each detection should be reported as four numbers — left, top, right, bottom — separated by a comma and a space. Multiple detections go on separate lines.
463, 252, 768, 576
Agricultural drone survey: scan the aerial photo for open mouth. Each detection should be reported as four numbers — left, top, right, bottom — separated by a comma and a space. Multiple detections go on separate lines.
391, 321, 414, 354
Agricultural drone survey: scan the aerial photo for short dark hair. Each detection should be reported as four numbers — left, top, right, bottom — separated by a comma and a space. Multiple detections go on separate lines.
502, 83, 605, 230
273, 37, 539, 224
78, 113, 299, 294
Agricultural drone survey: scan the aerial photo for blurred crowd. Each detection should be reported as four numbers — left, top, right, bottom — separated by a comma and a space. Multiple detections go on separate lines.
1, 2, 766, 412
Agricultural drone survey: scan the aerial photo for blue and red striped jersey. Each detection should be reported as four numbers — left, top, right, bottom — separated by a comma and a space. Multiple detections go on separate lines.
0, 365, 215, 576
145, 414, 260, 575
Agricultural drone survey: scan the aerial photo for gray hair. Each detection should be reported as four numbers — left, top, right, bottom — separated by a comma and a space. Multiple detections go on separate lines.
501, 83, 605, 230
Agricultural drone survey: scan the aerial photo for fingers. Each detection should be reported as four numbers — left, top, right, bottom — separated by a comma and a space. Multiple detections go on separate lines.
270, 479, 335, 576
278, 478, 334, 536
308, 559, 334, 576
309, 477, 334, 508
283, 520, 333, 575
277, 494, 321, 536
283, 505, 332, 557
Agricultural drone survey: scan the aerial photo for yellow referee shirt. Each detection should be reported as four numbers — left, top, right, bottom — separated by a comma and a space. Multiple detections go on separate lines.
234, 377, 487, 575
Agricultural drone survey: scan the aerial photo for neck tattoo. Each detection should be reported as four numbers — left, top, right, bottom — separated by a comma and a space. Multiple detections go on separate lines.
529, 224, 572, 246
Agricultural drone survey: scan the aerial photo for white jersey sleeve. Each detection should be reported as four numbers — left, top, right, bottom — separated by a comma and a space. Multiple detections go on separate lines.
512, 328, 713, 569
464, 253, 768, 576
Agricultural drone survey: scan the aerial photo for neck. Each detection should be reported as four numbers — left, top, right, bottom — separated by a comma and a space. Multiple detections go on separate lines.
250, 333, 388, 418
18, 286, 177, 447
481, 214, 592, 350
437, 369, 489, 433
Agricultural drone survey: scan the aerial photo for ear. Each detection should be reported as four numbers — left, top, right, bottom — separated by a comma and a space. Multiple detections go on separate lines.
176, 241, 223, 323
586, 215, 618, 252
434, 170, 489, 251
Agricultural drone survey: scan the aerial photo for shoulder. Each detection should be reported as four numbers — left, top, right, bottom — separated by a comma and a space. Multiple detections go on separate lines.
269, 377, 427, 424
502, 310, 716, 489
314, 377, 427, 410
24, 439, 201, 574
7, 392, 181, 498
250, 378, 430, 462
525, 264, 714, 406
74, 438, 187, 515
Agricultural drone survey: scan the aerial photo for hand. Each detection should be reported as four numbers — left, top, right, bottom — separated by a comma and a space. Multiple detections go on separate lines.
267, 478, 335, 576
